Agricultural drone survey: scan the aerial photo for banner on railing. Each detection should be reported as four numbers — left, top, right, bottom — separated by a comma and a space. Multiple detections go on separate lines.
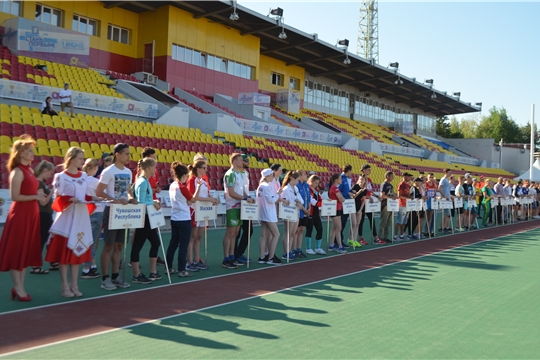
232, 117, 341, 144
0, 79, 159, 119
379, 143, 425, 157
238, 92, 270, 107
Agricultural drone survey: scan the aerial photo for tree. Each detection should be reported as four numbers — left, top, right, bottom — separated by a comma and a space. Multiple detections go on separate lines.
520, 122, 540, 148
448, 116, 464, 138
475, 106, 521, 143
458, 115, 479, 139
436, 115, 451, 138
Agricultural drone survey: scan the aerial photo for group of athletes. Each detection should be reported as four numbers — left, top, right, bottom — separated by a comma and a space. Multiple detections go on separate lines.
1, 135, 539, 301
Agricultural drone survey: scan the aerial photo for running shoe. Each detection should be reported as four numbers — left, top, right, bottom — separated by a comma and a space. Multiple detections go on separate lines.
186, 263, 199, 272
132, 273, 152, 284
81, 268, 100, 279
232, 259, 245, 266
196, 260, 208, 270
112, 277, 131, 288
360, 237, 368, 246
374, 238, 387, 245
295, 250, 307, 258
347, 239, 361, 247
314, 248, 326, 255
167, 268, 179, 275
266, 256, 283, 265
156, 256, 166, 266
149, 272, 162, 280
222, 260, 238, 269
282, 252, 296, 260
178, 270, 193, 277
337, 247, 348, 254
305, 249, 316, 255
328, 244, 339, 252
258, 256, 269, 264
101, 278, 116, 291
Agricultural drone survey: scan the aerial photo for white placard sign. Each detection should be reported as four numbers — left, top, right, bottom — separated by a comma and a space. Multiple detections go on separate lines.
194, 201, 217, 222
241, 201, 259, 220
422, 200, 428, 211
499, 198, 507, 206
108, 204, 146, 230
342, 199, 356, 215
453, 198, 463, 209
0, 189, 13, 224
406, 199, 420, 212
320, 200, 337, 217
431, 199, 439, 210
365, 200, 381, 213
279, 203, 299, 221
492, 197, 500, 206
147, 205, 165, 229
386, 199, 399, 212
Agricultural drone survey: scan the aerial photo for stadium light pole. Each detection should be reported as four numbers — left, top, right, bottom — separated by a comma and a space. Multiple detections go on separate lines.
530, 104, 535, 182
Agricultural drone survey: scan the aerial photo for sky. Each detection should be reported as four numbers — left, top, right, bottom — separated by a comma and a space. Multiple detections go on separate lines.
241, 1, 540, 126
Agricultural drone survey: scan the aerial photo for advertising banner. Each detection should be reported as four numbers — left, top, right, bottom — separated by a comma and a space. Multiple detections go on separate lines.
0, 79, 158, 118
379, 143, 425, 157
276, 89, 300, 114
238, 92, 271, 107
3, 18, 90, 68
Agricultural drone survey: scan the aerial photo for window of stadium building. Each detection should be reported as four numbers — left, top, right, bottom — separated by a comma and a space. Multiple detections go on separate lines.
418, 115, 436, 132
107, 24, 129, 44
303, 81, 349, 111
35, 4, 62, 27
271, 72, 283, 86
0, 0, 21, 16
171, 44, 253, 80
289, 77, 300, 91
73, 15, 98, 36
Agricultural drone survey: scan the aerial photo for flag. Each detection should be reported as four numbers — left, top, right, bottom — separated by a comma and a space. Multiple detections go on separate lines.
499, 138, 503, 147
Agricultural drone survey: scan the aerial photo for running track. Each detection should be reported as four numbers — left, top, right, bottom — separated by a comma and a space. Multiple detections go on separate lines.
1, 221, 538, 355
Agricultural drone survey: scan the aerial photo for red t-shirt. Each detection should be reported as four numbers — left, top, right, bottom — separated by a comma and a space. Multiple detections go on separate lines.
425, 181, 436, 198
366, 177, 374, 196
398, 181, 411, 207
329, 185, 342, 210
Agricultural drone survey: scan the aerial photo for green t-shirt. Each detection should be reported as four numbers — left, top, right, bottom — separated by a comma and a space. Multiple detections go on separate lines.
481, 186, 492, 203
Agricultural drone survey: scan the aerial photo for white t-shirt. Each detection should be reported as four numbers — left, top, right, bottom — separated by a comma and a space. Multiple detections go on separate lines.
86, 175, 105, 213
169, 181, 192, 221
98, 164, 132, 204
59, 89, 72, 103
257, 181, 279, 222
281, 184, 302, 222
223, 168, 248, 210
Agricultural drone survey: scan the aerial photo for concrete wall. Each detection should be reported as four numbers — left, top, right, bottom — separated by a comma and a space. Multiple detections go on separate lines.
156, 107, 190, 128
115, 81, 171, 117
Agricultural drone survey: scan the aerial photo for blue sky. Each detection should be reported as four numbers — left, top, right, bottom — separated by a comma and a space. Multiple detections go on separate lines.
243, 1, 540, 126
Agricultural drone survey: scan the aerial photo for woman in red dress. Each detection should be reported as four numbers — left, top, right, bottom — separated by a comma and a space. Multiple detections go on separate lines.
0, 134, 45, 301
46, 147, 95, 298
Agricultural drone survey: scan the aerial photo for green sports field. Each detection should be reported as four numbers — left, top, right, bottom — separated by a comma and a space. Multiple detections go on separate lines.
4, 227, 539, 359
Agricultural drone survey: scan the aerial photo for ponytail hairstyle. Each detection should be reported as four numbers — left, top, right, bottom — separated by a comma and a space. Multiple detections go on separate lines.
82, 158, 99, 173
7, 134, 36, 172
171, 161, 189, 182
62, 146, 84, 170
188, 160, 207, 177
34, 160, 55, 178
330, 173, 340, 186
282, 170, 299, 188
137, 157, 156, 175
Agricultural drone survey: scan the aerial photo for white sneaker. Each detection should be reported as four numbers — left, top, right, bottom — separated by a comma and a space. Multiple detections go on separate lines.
305, 248, 316, 255
314, 248, 326, 255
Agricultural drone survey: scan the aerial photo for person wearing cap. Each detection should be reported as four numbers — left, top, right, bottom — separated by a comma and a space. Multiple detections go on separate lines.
338, 165, 353, 248
222, 153, 254, 269
59, 83, 75, 117
96, 143, 137, 290
409, 177, 427, 239
233, 154, 253, 265
438, 169, 453, 233
257, 168, 284, 265
358, 164, 383, 244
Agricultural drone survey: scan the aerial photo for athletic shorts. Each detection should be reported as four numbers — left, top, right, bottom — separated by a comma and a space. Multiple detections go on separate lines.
226, 208, 242, 227
332, 209, 343, 218
426, 198, 433, 211
397, 208, 409, 224
298, 217, 309, 227
443, 208, 451, 216
103, 206, 126, 245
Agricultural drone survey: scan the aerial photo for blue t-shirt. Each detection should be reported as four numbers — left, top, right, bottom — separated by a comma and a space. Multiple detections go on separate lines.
297, 181, 311, 218
439, 177, 451, 198
134, 176, 154, 206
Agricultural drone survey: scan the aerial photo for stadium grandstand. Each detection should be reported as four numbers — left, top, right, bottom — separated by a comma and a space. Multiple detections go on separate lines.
0, 0, 518, 192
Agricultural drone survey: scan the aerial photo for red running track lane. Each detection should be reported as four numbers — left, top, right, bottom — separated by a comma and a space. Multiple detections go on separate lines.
0, 221, 538, 355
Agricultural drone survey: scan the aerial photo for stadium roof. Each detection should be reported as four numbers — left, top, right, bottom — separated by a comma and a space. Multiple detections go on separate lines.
102, 0, 481, 117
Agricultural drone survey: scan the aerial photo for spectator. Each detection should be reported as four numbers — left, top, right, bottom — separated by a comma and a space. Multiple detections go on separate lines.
95, 153, 111, 178
59, 83, 75, 117
41, 97, 58, 116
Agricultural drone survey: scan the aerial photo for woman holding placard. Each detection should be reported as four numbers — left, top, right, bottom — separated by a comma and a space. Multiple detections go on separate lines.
46, 147, 95, 298
167, 162, 200, 277
280, 171, 303, 260
305, 175, 326, 255
130, 157, 162, 284
187, 161, 220, 272
328, 174, 347, 254
257, 168, 284, 265
349, 175, 368, 247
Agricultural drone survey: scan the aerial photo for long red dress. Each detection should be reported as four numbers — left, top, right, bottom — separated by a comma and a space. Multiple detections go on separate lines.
0, 164, 43, 271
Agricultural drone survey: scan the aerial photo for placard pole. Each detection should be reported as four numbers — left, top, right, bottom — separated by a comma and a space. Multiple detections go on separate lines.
371, 212, 375, 245
121, 228, 128, 289
391, 210, 395, 243
350, 219, 355, 250
449, 203, 455, 234
434, 206, 437, 237
157, 227, 171, 284
287, 219, 290, 264
204, 218, 208, 268
326, 216, 330, 254
247, 219, 251, 269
